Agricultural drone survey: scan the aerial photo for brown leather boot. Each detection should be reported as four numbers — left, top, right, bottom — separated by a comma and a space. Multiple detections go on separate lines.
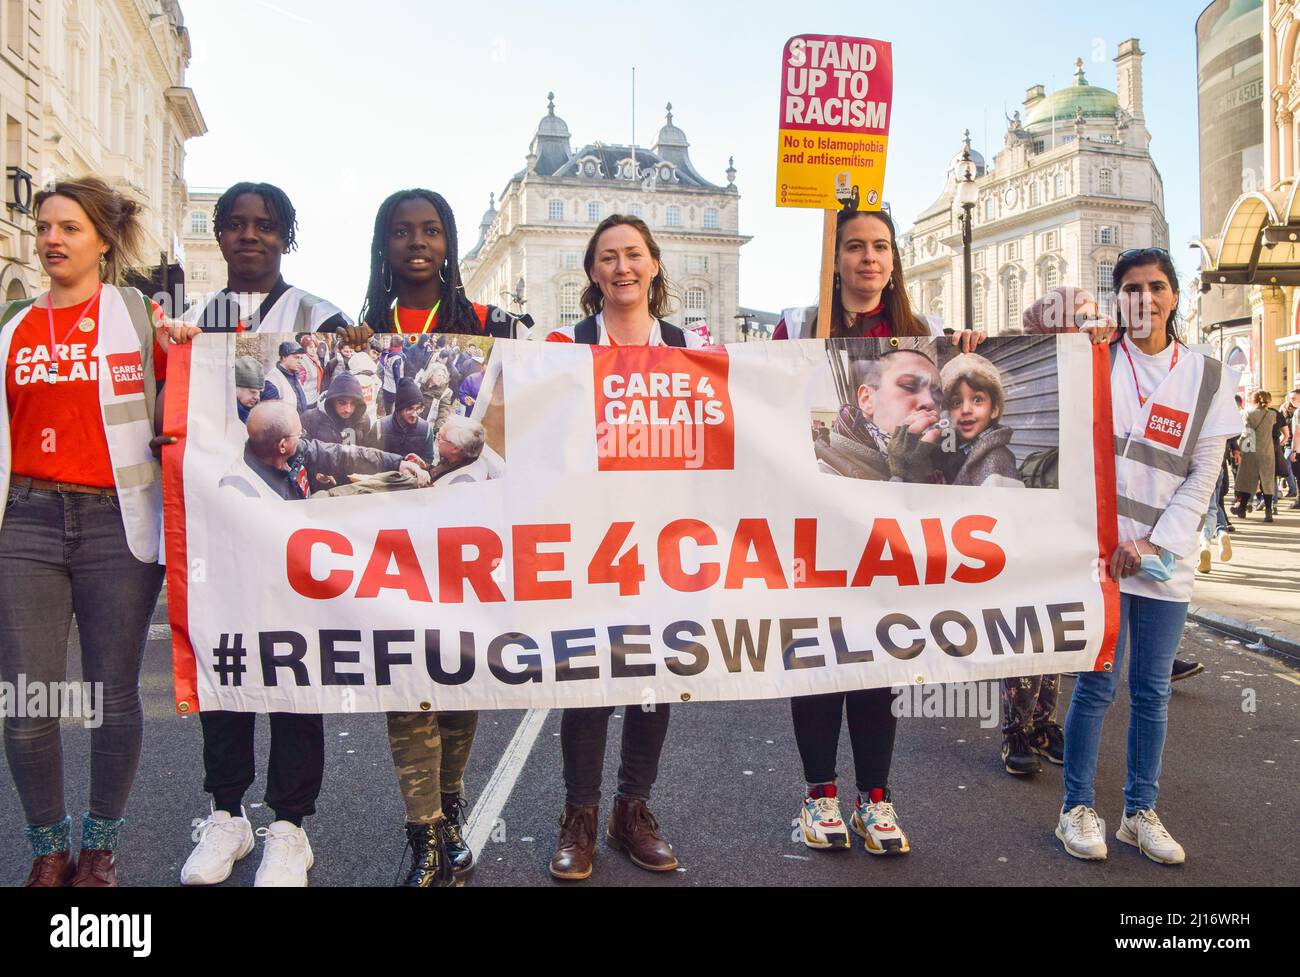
23, 851, 77, 887
549, 803, 598, 881
606, 796, 678, 872
69, 849, 117, 887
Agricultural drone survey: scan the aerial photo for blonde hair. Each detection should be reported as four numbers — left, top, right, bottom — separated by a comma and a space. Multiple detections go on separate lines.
34, 177, 145, 285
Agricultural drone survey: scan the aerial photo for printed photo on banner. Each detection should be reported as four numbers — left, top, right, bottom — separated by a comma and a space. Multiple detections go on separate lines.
219, 332, 504, 501
811, 336, 1060, 488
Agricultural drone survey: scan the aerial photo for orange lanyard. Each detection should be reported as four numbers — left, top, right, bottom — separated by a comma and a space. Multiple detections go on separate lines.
1120, 337, 1178, 407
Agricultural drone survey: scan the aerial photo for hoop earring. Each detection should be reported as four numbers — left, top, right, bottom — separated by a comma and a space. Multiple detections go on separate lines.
382, 261, 393, 292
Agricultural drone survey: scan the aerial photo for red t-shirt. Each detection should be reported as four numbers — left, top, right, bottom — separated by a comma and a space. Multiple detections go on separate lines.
391, 303, 490, 334
6, 296, 166, 488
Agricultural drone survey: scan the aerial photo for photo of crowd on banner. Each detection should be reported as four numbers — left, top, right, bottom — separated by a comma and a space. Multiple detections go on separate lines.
811, 335, 1060, 488
219, 331, 501, 501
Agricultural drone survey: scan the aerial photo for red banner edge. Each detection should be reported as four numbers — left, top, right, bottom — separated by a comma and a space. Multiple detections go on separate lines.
162, 342, 199, 714
1090, 341, 1121, 672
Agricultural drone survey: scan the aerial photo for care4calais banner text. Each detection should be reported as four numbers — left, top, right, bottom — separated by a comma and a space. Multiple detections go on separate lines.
163, 334, 1119, 714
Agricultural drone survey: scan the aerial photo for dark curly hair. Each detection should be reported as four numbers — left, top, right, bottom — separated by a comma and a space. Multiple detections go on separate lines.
359, 188, 482, 334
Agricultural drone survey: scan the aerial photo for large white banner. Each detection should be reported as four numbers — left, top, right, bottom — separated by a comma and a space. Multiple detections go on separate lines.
163, 333, 1119, 714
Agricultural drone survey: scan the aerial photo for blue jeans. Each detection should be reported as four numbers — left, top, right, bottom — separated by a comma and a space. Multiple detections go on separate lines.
1062, 593, 1187, 814
0, 486, 164, 827
1282, 452, 1298, 496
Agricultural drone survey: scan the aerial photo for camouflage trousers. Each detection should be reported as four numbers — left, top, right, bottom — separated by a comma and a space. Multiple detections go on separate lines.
1000, 674, 1061, 736
385, 710, 479, 823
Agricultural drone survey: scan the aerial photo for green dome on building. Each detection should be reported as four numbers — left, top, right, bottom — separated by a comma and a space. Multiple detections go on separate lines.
1023, 59, 1120, 132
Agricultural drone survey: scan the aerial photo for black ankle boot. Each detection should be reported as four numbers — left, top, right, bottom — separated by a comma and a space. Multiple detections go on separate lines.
1264, 496, 1275, 523
440, 793, 475, 878
400, 821, 455, 888
1232, 493, 1249, 519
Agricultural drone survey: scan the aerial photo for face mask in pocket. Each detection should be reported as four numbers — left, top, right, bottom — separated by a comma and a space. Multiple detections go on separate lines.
1138, 548, 1176, 582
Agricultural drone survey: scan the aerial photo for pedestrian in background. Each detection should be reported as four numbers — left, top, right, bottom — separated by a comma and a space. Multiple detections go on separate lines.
1234, 390, 1279, 523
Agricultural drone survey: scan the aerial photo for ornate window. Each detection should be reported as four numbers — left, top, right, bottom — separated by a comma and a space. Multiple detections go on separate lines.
629, 202, 643, 218
1095, 261, 1115, 316
703, 207, 720, 230
1097, 225, 1115, 245
561, 252, 580, 270
666, 206, 682, 227
984, 198, 995, 221
686, 255, 708, 274
684, 285, 707, 324
1054, 173, 1066, 197
1029, 182, 1040, 206
1044, 263, 1059, 292
190, 211, 208, 235
548, 199, 564, 221
587, 201, 602, 223
559, 282, 581, 325
1098, 169, 1113, 194
1005, 274, 1022, 332
973, 251, 985, 271
972, 280, 985, 329
1006, 241, 1020, 260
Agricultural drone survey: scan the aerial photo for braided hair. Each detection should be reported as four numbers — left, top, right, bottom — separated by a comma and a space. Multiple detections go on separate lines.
212, 182, 298, 252
359, 188, 481, 334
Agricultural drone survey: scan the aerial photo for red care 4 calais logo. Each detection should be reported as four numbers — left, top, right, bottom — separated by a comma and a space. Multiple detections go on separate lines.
106, 352, 145, 396
1145, 402, 1189, 449
591, 346, 734, 471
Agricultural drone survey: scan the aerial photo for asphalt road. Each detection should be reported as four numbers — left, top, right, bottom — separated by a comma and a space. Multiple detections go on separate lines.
2, 602, 1297, 887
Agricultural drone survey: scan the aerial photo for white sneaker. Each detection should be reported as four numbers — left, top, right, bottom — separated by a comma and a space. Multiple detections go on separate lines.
1056, 804, 1107, 860
1216, 531, 1232, 563
850, 793, 910, 855
1117, 809, 1186, 865
180, 808, 254, 885
253, 821, 314, 887
1196, 545, 1211, 573
797, 792, 850, 850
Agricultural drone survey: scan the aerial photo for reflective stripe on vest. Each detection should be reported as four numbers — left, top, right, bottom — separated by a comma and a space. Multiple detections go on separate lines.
1112, 345, 1224, 541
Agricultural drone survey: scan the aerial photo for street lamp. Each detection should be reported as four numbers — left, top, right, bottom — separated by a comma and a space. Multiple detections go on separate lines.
954, 130, 979, 331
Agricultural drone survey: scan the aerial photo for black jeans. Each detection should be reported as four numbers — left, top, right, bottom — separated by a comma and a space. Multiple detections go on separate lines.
561, 704, 670, 806
199, 711, 324, 824
790, 688, 897, 790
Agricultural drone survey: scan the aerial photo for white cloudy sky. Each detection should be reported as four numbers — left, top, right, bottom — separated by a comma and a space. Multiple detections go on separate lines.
181, 0, 1208, 320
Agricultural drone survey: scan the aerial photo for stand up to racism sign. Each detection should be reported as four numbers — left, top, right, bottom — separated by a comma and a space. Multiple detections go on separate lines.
775, 34, 893, 211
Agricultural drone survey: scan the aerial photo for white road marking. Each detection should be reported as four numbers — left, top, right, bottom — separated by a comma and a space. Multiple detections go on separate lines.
465, 708, 551, 857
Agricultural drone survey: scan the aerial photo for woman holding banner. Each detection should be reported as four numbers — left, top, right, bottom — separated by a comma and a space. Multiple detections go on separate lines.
546, 214, 700, 882
1056, 248, 1239, 866
774, 207, 981, 856
0, 177, 196, 886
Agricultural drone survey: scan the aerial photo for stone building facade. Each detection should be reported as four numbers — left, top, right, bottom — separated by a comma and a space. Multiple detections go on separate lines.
901, 42, 1168, 335
0, 0, 205, 301
461, 95, 750, 342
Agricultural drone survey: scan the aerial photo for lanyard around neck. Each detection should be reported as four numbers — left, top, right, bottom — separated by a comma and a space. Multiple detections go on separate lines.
393, 299, 440, 335
46, 285, 103, 367
1120, 336, 1178, 407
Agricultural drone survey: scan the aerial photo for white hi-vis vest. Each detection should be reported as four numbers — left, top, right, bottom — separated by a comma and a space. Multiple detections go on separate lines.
1110, 340, 1238, 601
181, 285, 351, 333
0, 286, 163, 562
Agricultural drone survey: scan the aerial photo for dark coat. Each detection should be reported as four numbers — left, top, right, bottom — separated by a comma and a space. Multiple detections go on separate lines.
300, 371, 380, 448
946, 424, 1021, 486
380, 413, 435, 464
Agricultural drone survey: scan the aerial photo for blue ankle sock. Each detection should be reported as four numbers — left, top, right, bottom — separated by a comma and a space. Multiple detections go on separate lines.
24, 816, 72, 857
81, 813, 125, 851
